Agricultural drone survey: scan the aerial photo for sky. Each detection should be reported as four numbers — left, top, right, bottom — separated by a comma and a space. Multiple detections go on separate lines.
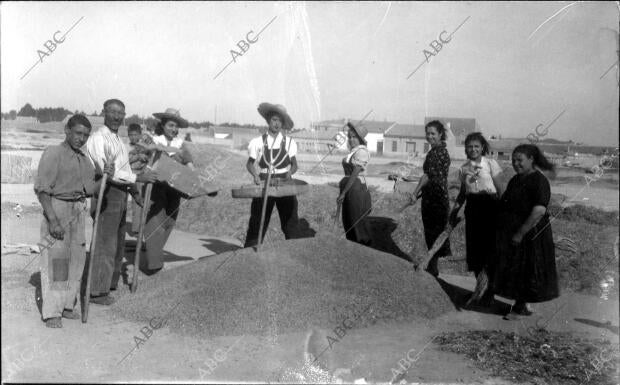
1, 1, 618, 145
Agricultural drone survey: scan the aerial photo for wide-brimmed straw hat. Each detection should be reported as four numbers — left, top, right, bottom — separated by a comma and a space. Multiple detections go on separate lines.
346, 121, 368, 145
257, 103, 294, 130
153, 108, 189, 128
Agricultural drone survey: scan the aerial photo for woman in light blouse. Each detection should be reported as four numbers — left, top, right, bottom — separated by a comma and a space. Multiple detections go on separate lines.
451, 132, 503, 305
336, 122, 372, 245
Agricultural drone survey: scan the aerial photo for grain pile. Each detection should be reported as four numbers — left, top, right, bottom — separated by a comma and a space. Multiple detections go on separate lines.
111, 237, 454, 337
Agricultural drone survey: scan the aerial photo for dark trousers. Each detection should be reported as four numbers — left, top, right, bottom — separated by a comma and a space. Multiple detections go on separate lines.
87, 184, 127, 296
143, 183, 181, 270
244, 195, 299, 247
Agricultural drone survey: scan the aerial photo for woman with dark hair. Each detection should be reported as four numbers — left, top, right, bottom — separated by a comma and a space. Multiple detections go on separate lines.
337, 122, 372, 245
411, 120, 452, 276
140, 108, 193, 273
495, 144, 559, 319
450, 132, 503, 304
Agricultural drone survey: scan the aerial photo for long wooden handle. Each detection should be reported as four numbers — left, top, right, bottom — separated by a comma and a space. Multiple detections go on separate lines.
334, 202, 342, 228
131, 183, 153, 293
82, 173, 108, 323
257, 171, 273, 250
131, 152, 157, 293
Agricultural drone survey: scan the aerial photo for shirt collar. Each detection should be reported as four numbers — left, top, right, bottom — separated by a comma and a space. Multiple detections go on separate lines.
61, 140, 85, 156
264, 132, 283, 143
100, 124, 119, 136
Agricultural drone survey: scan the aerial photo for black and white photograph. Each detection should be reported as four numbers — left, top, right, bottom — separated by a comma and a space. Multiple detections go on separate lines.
1, 1, 619, 383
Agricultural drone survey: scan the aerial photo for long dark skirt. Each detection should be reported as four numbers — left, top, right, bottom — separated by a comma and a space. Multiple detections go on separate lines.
421, 188, 451, 258
494, 216, 559, 303
339, 176, 372, 245
464, 194, 498, 275
143, 183, 181, 270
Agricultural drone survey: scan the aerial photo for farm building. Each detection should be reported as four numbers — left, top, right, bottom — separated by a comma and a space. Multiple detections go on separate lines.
383, 124, 427, 156
289, 129, 348, 153
311, 118, 347, 131
310, 118, 396, 154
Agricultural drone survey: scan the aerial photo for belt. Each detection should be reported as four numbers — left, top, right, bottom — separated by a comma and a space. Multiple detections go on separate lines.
53, 195, 87, 203
259, 173, 289, 180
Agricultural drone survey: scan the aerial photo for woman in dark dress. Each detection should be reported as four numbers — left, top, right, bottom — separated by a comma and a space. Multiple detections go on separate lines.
450, 133, 503, 304
495, 144, 559, 319
337, 122, 372, 245
412, 120, 451, 276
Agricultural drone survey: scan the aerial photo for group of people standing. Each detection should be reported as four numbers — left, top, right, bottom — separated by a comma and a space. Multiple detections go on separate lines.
35, 99, 198, 327
34, 99, 559, 328
389, 122, 559, 319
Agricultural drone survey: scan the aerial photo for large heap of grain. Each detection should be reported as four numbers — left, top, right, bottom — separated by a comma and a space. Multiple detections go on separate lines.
111, 237, 454, 337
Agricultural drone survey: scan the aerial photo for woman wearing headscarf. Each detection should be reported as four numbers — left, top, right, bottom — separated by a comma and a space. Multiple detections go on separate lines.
494, 144, 559, 319
336, 122, 372, 245
141, 108, 193, 273
450, 132, 503, 305
410, 120, 452, 277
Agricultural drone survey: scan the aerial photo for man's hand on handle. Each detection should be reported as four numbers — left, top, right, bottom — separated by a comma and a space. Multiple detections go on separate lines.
103, 161, 115, 177
136, 169, 159, 183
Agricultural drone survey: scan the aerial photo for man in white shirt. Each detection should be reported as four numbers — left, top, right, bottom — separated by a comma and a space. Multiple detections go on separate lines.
85, 99, 158, 305
244, 103, 300, 247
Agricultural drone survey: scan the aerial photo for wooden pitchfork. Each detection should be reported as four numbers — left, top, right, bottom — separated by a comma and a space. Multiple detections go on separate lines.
131, 151, 157, 293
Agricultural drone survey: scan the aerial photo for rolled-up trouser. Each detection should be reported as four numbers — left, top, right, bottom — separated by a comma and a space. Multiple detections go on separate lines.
39, 198, 87, 320
87, 184, 128, 296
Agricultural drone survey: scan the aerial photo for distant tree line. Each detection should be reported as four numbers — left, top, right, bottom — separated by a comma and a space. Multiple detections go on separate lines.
3, 103, 267, 129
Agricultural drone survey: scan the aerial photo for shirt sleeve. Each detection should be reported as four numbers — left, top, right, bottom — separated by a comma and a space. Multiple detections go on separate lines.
33, 147, 59, 195
489, 159, 502, 177
287, 138, 298, 158
248, 137, 261, 160
351, 147, 370, 169
531, 172, 551, 207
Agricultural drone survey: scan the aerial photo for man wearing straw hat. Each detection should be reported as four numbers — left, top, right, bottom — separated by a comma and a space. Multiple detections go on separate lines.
243, 103, 300, 247
84, 99, 158, 305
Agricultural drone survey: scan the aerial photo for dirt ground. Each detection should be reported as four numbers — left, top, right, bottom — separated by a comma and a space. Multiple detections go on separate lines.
2, 206, 618, 383
2, 140, 619, 383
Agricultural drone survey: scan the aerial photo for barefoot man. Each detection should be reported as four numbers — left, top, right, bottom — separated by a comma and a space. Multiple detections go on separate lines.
85, 99, 158, 305
243, 103, 300, 247
35, 114, 114, 328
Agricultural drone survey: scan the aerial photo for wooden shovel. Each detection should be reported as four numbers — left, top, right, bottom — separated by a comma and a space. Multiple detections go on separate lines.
131, 152, 157, 293
256, 169, 273, 250
82, 172, 108, 323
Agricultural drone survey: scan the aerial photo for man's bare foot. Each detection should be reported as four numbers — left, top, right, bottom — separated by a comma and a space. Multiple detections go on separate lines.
45, 317, 62, 328
62, 309, 80, 319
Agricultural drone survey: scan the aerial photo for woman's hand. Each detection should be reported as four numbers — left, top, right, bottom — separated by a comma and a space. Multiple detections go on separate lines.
253, 175, 261, 185
511, 232, 524, 245
336, 194, 345, 205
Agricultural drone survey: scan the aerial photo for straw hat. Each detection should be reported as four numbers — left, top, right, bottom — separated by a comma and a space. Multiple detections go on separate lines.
346, 122, 368, 145
153, 108, 189, 128
257, 103, 294, 130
